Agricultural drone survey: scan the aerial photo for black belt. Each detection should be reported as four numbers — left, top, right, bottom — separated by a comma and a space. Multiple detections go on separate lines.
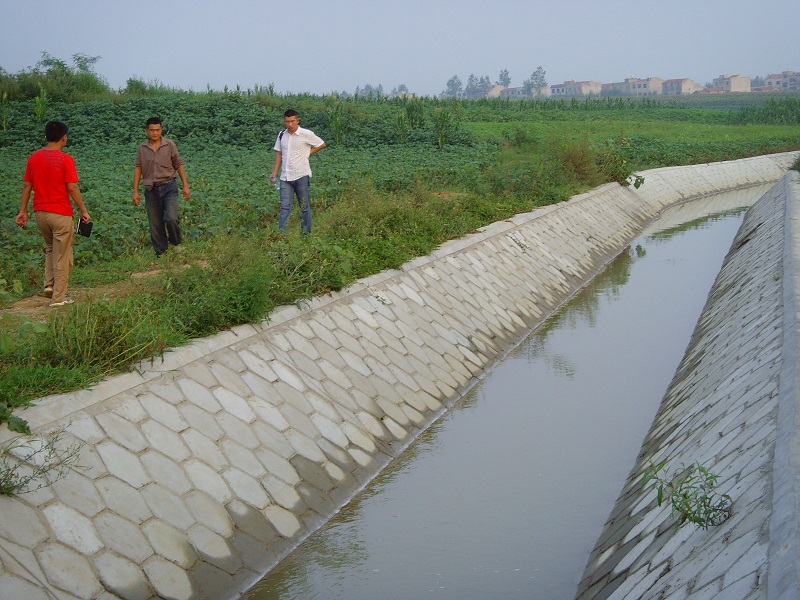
153, 179, 176, 187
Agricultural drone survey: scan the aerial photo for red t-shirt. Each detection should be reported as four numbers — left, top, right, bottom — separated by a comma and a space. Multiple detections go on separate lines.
23, 149, 79, 216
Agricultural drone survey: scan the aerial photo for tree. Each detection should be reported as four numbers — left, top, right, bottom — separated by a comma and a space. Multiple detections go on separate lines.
524, 66, 548, 97
35, 52, 69, 75
478, 75, 492, 95
497, 69, 511, 88
0, 52, 110, 101
391, 83, 409, 97
354, 83, 385, 98
443, 74, 463, 97
465, 74, 492, 98
71, 53, 101, 73
464, 74, 479, 97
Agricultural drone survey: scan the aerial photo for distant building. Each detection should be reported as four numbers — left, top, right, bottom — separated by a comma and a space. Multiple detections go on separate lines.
625, 77, 664, 96
662, 78, 705, 95
765, 70, 799, 91
484, 84, 504, 99
602, 77, 664, 96
530, 84, 550, 98
712, 74, 751, 93
448, 68, 795, 100
499, 86, 528, 99
550, 80, 602, 97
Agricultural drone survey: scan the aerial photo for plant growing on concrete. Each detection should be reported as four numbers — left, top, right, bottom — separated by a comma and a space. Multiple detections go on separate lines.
0, 429, 85, 495
643, 459, 732, 529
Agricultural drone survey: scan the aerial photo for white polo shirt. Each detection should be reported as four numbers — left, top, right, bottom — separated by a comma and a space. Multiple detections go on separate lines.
274, 126, 325, 182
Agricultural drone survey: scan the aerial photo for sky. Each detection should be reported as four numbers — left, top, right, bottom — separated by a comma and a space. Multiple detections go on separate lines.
2, 0, 798, 96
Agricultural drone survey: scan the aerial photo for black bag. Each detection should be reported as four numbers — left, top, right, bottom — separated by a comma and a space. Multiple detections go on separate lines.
76, 219, 93, 238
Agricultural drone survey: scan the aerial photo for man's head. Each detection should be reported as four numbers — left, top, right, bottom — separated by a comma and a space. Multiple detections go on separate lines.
145, 117, 163, 142
44, 121, 69, 143
283, 109, 300, 133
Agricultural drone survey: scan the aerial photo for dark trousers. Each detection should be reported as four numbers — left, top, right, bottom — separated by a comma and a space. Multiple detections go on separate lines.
144, 180, 182, 255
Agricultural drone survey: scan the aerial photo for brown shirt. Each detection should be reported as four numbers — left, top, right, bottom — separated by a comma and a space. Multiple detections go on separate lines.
135, 137, 184, 189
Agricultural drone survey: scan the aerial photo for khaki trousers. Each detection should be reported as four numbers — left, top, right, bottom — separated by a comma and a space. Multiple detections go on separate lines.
35, 211, 74, 303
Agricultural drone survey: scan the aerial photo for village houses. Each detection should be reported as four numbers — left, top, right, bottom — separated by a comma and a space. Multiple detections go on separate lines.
468, 70, 797, 99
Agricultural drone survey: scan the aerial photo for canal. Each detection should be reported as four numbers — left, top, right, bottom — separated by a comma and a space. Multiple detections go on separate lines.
243, 185, 772, 600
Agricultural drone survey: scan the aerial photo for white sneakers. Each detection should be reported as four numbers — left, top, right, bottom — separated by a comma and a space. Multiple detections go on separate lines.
49, 299, 74, 308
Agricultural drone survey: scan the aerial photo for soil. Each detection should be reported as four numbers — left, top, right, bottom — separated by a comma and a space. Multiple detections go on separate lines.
0, 269, 165, 323
1, 257, 208, 323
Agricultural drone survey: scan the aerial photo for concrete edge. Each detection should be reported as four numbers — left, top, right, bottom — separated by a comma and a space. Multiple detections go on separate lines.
769, 170, 800, 599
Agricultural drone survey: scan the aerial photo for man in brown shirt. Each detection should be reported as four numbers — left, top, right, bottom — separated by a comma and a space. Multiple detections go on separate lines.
133, 117, 190, 256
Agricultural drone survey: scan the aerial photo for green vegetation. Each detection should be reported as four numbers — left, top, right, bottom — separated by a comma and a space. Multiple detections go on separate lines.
1, 58, 799, 431
643, 459, 732, 529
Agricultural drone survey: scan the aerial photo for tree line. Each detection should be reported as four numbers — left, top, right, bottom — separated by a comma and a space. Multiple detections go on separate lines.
441, 67, 548, 98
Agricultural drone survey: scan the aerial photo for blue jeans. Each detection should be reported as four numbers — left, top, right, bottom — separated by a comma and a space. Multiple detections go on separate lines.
279, 176, 312, 234
144, 180, 182, 255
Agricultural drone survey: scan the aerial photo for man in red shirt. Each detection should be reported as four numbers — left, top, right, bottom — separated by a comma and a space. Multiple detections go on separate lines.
16, 121, 91, 307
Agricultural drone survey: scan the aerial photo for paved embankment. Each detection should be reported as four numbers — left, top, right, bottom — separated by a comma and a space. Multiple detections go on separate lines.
0, 152, 796, 600
575, 171, 800, 600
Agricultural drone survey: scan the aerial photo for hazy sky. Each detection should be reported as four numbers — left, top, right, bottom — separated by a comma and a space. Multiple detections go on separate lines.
3, 0, 797, 96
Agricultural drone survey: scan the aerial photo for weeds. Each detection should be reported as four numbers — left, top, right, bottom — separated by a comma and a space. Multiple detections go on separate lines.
643, 459, 732, 529
0, 295, 178, 425
0, 429, 85, 495
45, 296, 169, 373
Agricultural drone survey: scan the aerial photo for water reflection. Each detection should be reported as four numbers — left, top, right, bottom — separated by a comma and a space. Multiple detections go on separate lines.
526, 247, 637, 377
245, 188, 766, 600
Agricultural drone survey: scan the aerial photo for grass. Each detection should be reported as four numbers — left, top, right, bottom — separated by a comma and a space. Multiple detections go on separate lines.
1, 92, 799, 430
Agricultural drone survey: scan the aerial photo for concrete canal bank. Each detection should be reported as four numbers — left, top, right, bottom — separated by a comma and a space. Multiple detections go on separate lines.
575, 169, 800, 600
0, 152, 797, 600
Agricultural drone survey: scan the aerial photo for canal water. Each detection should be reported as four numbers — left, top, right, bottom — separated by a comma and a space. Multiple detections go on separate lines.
243, 186, 772, 600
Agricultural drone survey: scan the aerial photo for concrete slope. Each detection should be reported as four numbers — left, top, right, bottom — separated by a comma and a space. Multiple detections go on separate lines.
0, 152, 796, 600
575, 171, 800, 600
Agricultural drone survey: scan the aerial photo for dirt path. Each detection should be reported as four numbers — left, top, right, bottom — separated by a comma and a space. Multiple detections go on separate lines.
0, 258, 205, 323
0, 270, 163, 322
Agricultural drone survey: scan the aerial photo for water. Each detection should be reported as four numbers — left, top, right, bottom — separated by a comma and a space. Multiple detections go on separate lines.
244, 187, 770, 600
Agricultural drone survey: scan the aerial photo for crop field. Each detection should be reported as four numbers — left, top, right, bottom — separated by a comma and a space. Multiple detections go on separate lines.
1, 89, 799, 426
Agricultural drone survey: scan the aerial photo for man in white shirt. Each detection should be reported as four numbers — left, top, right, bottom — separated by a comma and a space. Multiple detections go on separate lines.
269, 109, 326, 234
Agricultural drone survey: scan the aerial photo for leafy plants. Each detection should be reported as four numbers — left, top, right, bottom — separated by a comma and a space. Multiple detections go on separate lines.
0, 80, 798, 431
1, 91, 8, 131
433, 104, 458, 149
33, 85, 48, 122
643, 459, 732, 529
